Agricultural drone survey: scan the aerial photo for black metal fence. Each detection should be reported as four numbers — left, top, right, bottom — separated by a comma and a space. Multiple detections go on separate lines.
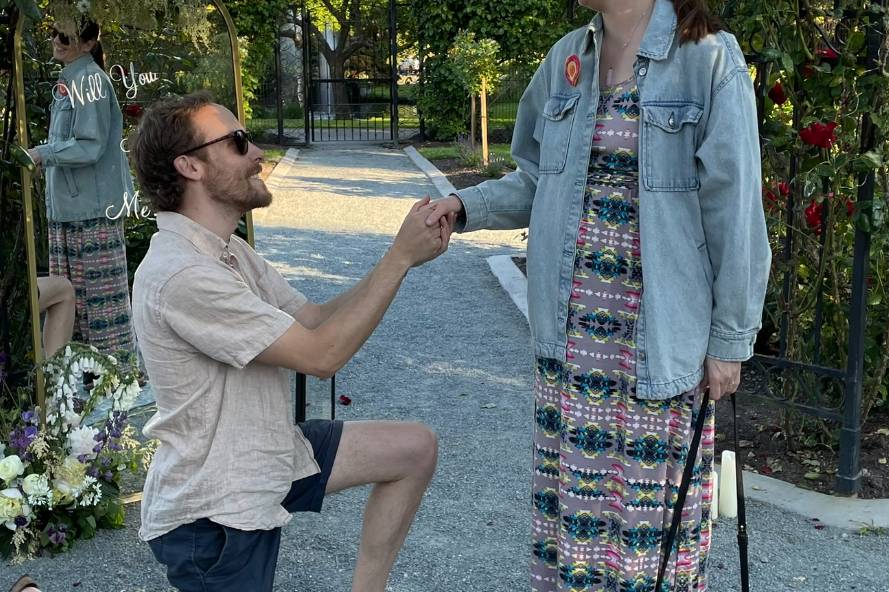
302, 0, 418, 143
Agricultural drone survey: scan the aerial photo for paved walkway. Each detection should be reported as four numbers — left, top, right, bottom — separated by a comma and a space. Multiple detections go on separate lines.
10, 144, 888, 591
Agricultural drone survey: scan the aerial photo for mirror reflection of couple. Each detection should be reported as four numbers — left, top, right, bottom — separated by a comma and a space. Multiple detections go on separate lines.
17, 1, 772, 591
26, 18, 136, 373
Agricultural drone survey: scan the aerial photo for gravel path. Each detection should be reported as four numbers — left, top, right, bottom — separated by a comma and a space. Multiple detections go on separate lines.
7, 144, 888, 592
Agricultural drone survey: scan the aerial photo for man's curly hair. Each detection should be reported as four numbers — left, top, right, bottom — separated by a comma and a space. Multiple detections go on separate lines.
131, 92, 214, 212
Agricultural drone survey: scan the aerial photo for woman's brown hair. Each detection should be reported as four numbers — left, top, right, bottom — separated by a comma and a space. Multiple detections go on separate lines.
672, 0, 723, 44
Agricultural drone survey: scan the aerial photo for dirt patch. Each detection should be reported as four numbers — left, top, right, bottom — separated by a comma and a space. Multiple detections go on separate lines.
713, 393, 889, 500
509, 255, 889, 500
428, 157, 507, 189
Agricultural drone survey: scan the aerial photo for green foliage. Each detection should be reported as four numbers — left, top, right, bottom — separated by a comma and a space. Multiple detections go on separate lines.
411, 0, 583, 139
448, 30, 501, 95
226, 0, 292, 116
417, 55, 470, 140
124, 215, 157, 289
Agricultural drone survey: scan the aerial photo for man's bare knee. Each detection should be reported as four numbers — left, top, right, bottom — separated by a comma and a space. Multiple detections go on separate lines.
61, 278, 75, 304
403, 422, 437, 481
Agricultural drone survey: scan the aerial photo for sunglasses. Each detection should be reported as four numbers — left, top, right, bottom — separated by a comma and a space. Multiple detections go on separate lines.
51, 28, 71, 45
179, 129, 253, 157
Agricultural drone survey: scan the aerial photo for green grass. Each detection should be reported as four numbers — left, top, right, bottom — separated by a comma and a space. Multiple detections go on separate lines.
247, 118, 305, 133
417, 145, 460, 160
259, 146, 286, 161
418, 143, 514, 168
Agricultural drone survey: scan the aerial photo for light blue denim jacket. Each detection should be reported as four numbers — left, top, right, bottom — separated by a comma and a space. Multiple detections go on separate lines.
35, 54, 133, 223
455, 0, 771, 399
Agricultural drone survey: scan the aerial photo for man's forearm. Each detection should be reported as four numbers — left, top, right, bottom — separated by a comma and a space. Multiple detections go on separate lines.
317, 271, 375, 324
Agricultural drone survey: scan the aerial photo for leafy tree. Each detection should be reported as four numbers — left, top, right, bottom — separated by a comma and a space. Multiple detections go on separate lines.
303, 0, 391, 117
411, 0, 583, 139
448, 30, 500, 162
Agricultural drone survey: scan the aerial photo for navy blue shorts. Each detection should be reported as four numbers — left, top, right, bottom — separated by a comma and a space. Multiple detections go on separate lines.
148, 419, 344, 592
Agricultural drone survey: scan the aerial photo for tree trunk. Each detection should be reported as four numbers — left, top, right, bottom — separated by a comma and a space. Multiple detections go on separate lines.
470, 94, 476, 150
329, 58, 352, 120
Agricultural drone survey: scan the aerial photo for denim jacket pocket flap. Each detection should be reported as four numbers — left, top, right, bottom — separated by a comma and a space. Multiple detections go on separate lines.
542, 93, 581, 121
644, 104, 703, 133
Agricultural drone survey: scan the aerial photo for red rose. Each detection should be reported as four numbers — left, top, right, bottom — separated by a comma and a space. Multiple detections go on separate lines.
799, 121, 838, 149
338, 394, 352, 406
124, 104, 144, 118
800, 64, 816, 79
763, 188, 781, 213
768, 81, 788, 105
816, 47, 839, 63
805, 200, 825, 234
778, 181, 790, 197
846, 199, 855, 217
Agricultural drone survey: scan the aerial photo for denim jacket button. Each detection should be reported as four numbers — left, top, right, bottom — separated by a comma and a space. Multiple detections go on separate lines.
638, 66, 648, 76
668, 113, 676, 127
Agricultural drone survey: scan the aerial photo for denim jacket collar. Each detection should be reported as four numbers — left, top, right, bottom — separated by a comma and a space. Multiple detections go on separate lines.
60, 54, 95, 80
582, 0, 678, 61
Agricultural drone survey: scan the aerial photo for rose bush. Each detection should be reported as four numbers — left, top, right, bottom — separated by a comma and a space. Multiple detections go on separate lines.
723, 0, 889, 438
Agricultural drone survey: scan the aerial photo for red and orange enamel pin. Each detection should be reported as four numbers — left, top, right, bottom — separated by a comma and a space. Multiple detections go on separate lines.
565, 54, 581, 87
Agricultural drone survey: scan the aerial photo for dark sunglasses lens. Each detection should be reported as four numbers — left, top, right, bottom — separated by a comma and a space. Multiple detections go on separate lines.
52, 30, 70, 44
234, 130, 250, 155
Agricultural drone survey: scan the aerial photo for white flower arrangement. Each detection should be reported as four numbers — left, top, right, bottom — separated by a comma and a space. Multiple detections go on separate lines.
0, 343, 153, 561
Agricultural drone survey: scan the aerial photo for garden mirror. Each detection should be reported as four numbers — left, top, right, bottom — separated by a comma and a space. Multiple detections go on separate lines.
13, 1, 252, 409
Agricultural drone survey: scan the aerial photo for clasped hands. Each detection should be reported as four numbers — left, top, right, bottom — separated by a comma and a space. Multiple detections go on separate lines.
390, 196, 461, 268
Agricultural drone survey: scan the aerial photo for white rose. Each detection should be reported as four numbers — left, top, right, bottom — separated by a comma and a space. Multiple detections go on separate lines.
67, 426, 100, 459
22, 473, 51, 501
0, 488, 25, 529
53, 456, 88, 502
0, 455, 25, 483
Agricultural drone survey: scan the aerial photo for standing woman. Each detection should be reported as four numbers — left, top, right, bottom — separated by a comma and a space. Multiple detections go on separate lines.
28, 20, 136, 361
426, 0, 770, 589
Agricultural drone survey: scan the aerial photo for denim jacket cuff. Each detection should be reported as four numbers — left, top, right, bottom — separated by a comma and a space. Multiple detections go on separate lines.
706, 328, 757, 362
454, 185, 489, 233
35, 144, 55, 167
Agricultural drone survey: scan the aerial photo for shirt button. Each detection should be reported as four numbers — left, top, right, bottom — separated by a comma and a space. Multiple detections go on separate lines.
638, 66, 648, 76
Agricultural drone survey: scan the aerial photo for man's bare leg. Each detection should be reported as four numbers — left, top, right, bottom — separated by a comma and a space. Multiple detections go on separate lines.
325, 421, 438, 592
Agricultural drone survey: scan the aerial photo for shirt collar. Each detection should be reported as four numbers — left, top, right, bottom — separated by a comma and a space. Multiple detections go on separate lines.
155, 211, 231, 261
583, 0, 678, 61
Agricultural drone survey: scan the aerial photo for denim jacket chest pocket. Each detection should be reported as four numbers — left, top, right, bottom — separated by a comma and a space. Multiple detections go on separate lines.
50, 99, 75, 142
535, 93, 581, 174
641, 102, 703, 191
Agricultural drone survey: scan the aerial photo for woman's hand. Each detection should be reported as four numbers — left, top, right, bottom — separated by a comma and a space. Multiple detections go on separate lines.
699, 357, 741, 401
424, 194, 464, 227
27, 148, 42, 169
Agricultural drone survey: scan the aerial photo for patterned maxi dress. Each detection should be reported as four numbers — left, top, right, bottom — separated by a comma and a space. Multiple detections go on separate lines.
530, 78, 716, 592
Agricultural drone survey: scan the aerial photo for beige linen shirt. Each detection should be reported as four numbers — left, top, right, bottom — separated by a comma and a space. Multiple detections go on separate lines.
133, 211, 319, 541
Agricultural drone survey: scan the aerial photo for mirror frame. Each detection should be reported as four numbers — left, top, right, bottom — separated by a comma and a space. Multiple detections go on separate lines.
13, 2, 254, 416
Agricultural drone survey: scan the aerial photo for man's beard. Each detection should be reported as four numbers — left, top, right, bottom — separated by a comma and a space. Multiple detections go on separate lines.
205, 162, 272, 213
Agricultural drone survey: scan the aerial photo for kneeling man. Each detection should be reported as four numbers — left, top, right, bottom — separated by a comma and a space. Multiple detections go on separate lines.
130, 92, 454, 591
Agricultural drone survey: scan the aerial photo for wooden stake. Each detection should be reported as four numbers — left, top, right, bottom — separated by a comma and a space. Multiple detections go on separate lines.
480, 77, 489, 166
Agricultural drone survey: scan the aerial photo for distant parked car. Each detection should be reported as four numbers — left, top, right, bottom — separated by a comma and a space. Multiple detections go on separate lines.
398, 57, 419, 75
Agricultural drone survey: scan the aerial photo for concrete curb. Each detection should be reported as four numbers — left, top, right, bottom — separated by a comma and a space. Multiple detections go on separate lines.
403, 145, 458, 198
488, 253, 889, 531
266, 147, 300, 190
487, 255, 529, 323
